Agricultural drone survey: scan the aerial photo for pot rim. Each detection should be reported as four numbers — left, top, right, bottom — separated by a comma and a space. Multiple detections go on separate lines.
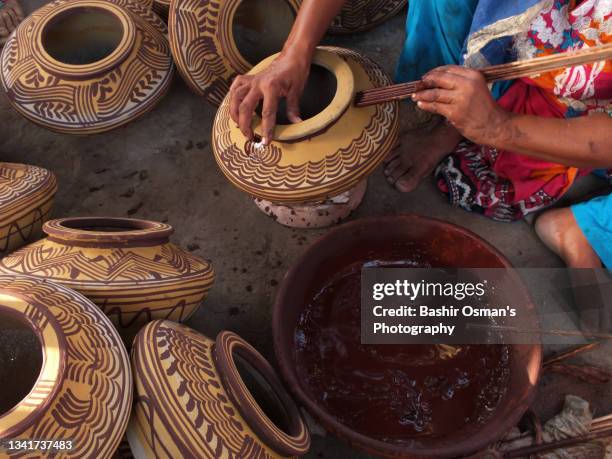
0, 291, 66, 438
43, 217, 173, 246
32, 0, 136, 79
273, 214, 542, 458
213, 330, 311, 456
249, 48, 354, 142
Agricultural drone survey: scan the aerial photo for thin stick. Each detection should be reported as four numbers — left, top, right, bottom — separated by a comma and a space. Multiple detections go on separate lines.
355, 44, 612, 107
543, 342, 602, 367
503, 428, 612, 458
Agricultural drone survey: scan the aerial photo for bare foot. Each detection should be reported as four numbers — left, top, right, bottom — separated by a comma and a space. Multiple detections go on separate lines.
383, 120, 462, 192
535, 207, 601, 268
0, 0, 24, 42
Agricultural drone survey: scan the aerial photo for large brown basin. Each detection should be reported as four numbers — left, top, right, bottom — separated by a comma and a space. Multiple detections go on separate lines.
273, 214, 542, 458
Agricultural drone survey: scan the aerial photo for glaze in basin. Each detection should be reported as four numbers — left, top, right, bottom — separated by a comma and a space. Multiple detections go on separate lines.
273, 214, 542, 458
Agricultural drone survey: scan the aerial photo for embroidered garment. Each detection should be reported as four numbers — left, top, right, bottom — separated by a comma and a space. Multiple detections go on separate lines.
436, 0, 612, 221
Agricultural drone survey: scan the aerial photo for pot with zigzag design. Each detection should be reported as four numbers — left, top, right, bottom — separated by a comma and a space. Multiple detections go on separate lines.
0, 274, 132, 458
169, 0, 300, 106
127, 321, 310, 458
0, 217, 215, 345
327, 0, 407, 34
0, 163, 57, 257
212, 46, 399, 228
0, 0, 173, 134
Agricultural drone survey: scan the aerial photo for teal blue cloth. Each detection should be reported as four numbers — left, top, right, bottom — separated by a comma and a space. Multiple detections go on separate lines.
395, 0, 479, 82
572, 194, 612, 268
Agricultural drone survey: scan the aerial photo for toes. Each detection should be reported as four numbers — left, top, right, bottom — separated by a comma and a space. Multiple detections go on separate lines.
395, 170, 422, 193
0, 13, 9, 37
5, 8, 19, 30
383, 156, 401, 176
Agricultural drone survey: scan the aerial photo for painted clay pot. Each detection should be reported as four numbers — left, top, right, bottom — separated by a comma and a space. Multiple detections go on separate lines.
127, 321, 311, 457
169, 0, 300, 105
273, 215, 542, 458
0, 163, 57, 257
0, 217, 215, 344
254, 179, 367, 229
213, 46, 399, 224
328, 0, 407, 34
0, 274, 132, 457
0, 0, 173, 134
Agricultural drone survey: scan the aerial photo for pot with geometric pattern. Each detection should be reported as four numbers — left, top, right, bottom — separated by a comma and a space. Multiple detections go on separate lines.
0, 274, 132, 458
328, 0, 407, 34
0, 0, 173, 134
127, 321, 310, 458
212, 46, 399, 228
0, 217, 215, 345
0, 163, 57, 257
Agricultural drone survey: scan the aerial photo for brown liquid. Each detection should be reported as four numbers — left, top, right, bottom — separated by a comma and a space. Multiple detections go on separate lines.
295, 261, 510, 444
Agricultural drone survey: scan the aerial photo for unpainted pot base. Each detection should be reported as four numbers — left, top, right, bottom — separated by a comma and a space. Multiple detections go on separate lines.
253, 180, 367, 228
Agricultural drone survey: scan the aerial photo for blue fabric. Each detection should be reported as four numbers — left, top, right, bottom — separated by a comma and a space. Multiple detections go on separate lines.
572, 194, 612, 268
395, 0, 479, 82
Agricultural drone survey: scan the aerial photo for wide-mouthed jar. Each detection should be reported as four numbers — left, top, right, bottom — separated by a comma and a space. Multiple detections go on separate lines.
0, 217, 215, 344
0, 274, 132, 458
127, 321, 311, 457
0, 0, 173, 134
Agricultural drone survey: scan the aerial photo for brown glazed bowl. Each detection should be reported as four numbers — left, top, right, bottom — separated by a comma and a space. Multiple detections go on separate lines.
273, 214, 542, 458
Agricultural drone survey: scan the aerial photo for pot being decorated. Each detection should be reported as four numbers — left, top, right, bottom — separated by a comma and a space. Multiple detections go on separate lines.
0, 0, 173, 134
169, 0, 300, 105
328, 0, 407, 34
0, 274, 132, 457
0, 163, 57, 257
213, 46, 399, 228
127, 321, 310, 458
0, 217, 215, 344
273, 215, 542, 458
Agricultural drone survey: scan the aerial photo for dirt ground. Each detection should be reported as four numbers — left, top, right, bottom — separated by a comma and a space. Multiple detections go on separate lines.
2, 3, 611, 457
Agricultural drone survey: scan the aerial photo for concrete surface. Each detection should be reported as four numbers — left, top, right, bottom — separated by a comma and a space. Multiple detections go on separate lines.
2, 4, 611, 458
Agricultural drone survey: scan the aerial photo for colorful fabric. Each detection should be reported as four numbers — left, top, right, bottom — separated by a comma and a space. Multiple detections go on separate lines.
572, 192, 612, 268
436, 0, 612, 221
395, 0, 479, 82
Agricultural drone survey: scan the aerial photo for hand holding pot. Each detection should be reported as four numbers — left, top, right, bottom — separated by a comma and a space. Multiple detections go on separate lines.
229, 51, 311, 144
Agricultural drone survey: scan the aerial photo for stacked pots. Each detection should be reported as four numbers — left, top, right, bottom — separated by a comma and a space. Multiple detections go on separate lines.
212, 46, 399, 228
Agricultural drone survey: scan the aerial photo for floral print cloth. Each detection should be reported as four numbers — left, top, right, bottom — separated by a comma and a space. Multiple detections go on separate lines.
436, 0, 612, 221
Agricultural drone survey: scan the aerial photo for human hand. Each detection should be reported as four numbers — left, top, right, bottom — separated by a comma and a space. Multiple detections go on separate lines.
412, 66, 511, 147
229, 51, 311, 144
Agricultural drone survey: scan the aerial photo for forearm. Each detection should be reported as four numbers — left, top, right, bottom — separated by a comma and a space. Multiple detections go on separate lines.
492, 112, 612, 168
281, 0, 347, 62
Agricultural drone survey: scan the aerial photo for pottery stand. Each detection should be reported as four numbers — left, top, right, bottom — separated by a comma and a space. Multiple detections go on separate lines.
0, 0, 173, 134
212, 47, 399, 227
0, 217, 215, 345
0, 163, 57, 257
254, 179, 368, 229
0, 275, 132, 458
127, 321, 310, 458
169, 0, 300, 105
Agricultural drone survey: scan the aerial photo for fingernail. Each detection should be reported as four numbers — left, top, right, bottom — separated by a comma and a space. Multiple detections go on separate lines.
262, 137, 269, 145
411, 94, 417, 100
417, 101, 423, 108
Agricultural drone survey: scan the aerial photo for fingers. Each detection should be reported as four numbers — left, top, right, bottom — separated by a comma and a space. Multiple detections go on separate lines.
412, 88, 455, 104
229, 78, 250, 124
238, 89, 262, 139
4, 8, 18, 31
261, 87, 279, 145
285, 88, 303, 124
421, 70, 465, 91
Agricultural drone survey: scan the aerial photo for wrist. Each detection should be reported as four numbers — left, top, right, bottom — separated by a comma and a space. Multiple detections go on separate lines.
488, 108, 516, 150
281, 40, 315, 68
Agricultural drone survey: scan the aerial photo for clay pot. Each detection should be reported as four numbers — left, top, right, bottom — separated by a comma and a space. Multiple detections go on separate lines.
329, 0, 407, 34
127, 320, 311, 457
0, 217, 215, 344
152, 0, 169, 21
212, 46, 398, 224
0, 274, 132, 457
0, 0, 173, 134
253, 179, 367, 229
0, 162, 57, 257
169, 0, 300, 105
273, 215, 542, 458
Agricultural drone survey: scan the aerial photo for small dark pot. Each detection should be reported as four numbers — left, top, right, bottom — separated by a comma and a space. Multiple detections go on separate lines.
273, 214, 542, 459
